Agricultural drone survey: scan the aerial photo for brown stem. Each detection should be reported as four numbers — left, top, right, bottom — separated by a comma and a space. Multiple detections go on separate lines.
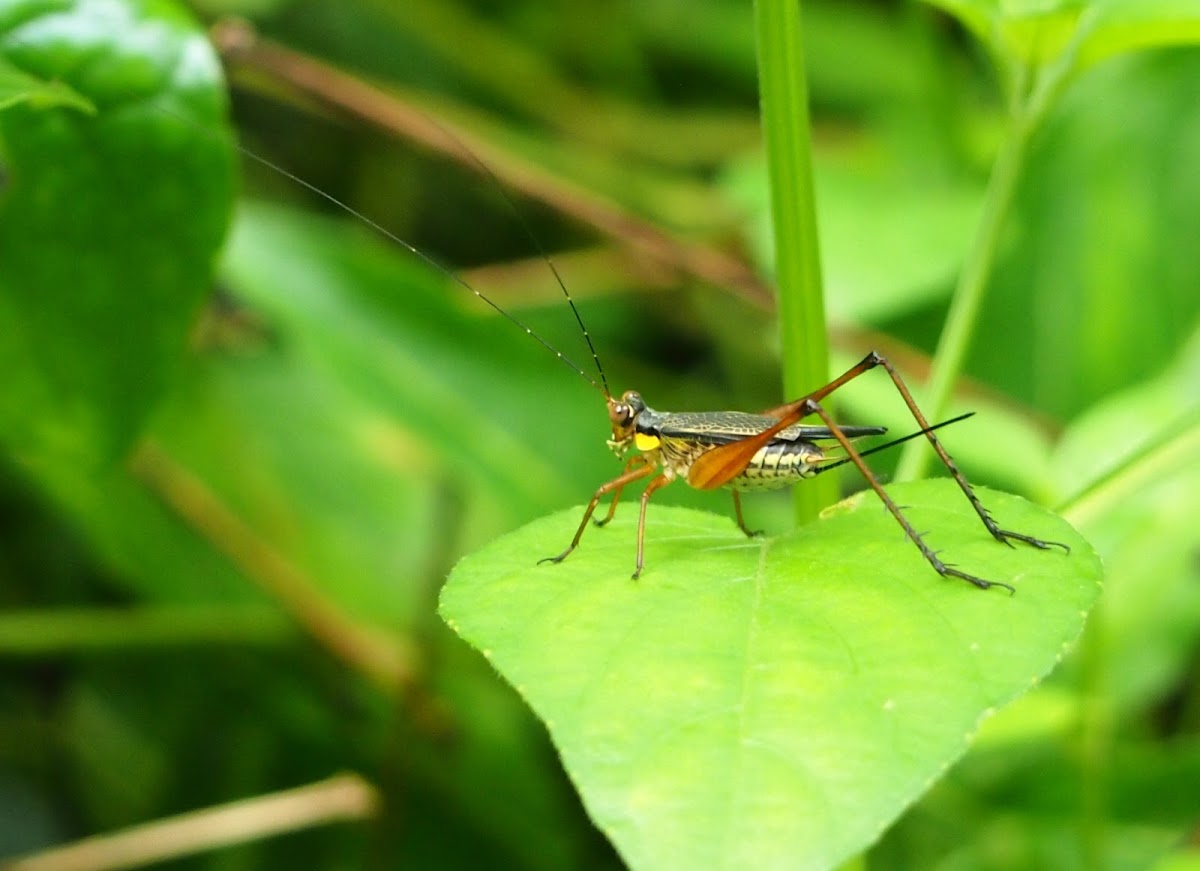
129, 440, 418, 691
210, 18, 773, 310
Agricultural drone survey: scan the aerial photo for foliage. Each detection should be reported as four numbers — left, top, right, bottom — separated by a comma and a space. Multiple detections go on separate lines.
0, 0, 1197, 869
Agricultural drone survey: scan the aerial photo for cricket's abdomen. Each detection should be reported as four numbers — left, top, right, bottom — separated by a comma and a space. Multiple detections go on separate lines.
657, 435, 824, 491
728, 438, 825, 490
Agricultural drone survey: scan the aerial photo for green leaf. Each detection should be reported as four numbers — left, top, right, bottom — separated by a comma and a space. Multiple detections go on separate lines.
441, 479, 1101, 871
724, 153, 985, 325
1074, 1, 1200, 72
921, 0, 1085, 66
0, 53, 93, 112
0, 0, 236, 469
922, 0, 1200, 75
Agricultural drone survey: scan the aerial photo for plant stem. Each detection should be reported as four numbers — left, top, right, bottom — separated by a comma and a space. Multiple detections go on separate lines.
753, 0, 835, 525
894, 108, 1034, 481
893, 47, 1078, 483
0, 606, 293, 654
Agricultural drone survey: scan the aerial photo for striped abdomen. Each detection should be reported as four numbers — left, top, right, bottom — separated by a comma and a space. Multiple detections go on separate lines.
730, 438, 826, 490
656, 435, 825, 491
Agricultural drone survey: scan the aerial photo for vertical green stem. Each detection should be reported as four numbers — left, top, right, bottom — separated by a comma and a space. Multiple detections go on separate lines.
753, 0, 836, 525
894, 111, 1033, 481
894, 56, 1074, 483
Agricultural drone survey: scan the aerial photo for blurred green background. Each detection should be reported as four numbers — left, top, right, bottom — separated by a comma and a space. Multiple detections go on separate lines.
1, 0, 1198, 868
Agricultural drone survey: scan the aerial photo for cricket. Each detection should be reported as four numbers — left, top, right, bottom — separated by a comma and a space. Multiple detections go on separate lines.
200, 47, 1066, 597
536, 353, 1066, 593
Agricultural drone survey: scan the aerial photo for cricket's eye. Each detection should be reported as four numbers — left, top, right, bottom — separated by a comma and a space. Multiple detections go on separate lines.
609, 401, 635, 429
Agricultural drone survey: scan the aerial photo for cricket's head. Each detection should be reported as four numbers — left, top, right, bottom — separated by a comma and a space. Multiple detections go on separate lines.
605, 390, 646, 458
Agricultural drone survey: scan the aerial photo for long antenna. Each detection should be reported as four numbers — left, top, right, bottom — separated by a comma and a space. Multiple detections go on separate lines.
426, 120, 612, 398
233, 144, 609, 397
217, 21, 612, 396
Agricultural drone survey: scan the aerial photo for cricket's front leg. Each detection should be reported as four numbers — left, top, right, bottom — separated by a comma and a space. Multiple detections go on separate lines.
540, 461, 657, 567
633, 473, 673, 580
594, 455, 650, 528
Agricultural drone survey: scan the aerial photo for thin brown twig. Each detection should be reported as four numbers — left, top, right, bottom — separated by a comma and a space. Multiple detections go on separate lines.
209, 18, 774, 311
128, 441, 418, 691
4, 773, 378, 871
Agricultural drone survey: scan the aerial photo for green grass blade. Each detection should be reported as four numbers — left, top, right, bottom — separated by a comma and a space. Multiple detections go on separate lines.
753, 0, 836, 523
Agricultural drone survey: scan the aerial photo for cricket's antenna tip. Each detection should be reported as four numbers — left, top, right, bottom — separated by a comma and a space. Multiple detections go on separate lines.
446, 139, 611, 397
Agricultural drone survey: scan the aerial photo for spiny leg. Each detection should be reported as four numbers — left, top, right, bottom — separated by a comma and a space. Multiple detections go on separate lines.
731, 490, 761, 538
686, 351, 1062, 588
808, 399, 1014, 593
633, 473, 674, 580
761, 351, 1065, 554
540, 461, 658, 567
867, 352, 1068, 553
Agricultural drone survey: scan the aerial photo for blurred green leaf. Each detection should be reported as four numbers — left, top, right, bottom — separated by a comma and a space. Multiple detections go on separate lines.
968, 50, 1200, 419
442, 480, 1101, 870
0, 0, 236, 469
147, 336, 441, 626
922, 0, 1200, 76
1073, 1, 1200, 71
924, 0, 1084, 66
1053, 330, 1200, 717
0, 54, 93, 111
726, 152, 984, 325
220, 202, 594, 528
876, 735, 1200, 870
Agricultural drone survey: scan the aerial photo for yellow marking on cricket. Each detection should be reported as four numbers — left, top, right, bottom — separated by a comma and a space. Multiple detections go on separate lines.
635, 432, 661, 452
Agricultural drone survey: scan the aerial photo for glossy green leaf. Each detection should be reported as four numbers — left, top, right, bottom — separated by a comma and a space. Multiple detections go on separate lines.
442, 479, 1102, 870
0, 0, 236, 468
